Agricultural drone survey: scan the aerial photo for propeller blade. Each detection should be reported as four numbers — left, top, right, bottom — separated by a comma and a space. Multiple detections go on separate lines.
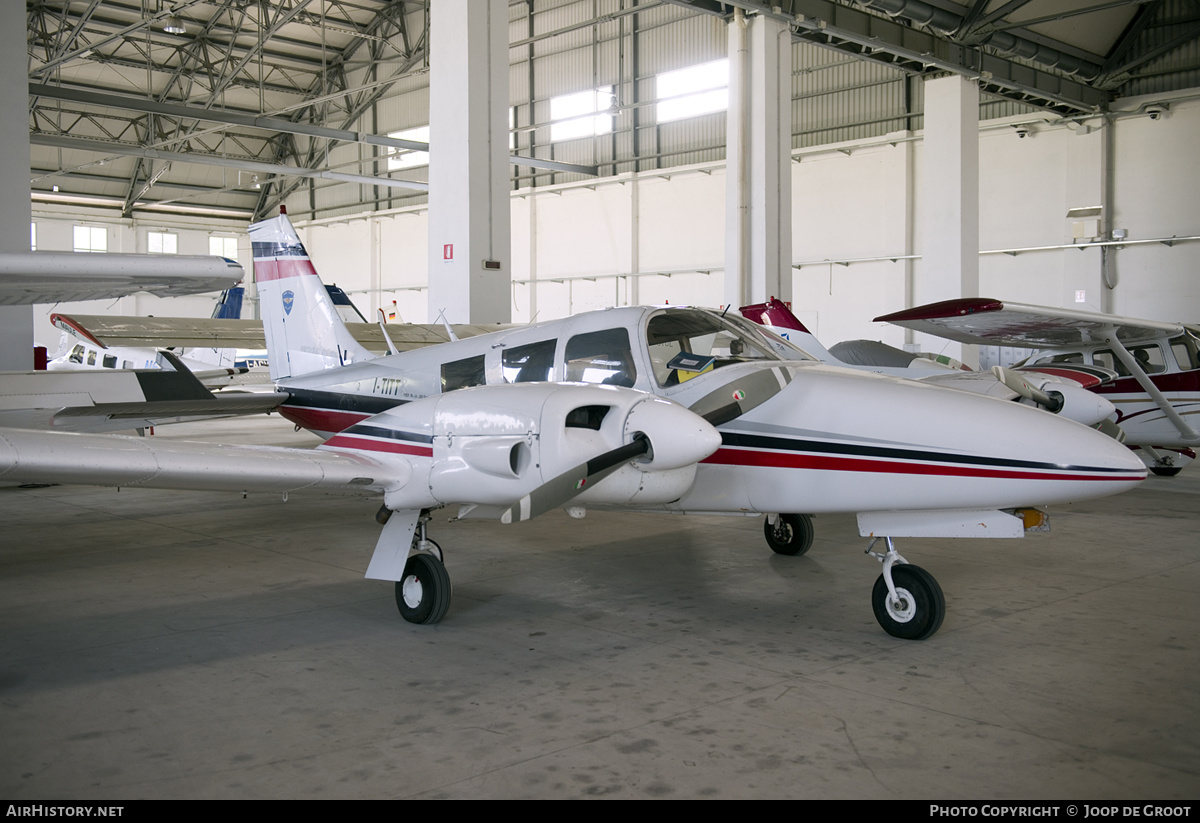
501, 435, 649, 524
991, 365, 1064, 413
688, 365, 793, 425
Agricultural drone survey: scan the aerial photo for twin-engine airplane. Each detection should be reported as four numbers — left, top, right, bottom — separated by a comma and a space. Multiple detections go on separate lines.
0, 214, 1148, 639
876, 298, 1200, 476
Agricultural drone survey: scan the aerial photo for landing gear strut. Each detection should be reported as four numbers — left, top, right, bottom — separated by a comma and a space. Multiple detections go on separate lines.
865, 537, 945, 640
387, 510, 452, 625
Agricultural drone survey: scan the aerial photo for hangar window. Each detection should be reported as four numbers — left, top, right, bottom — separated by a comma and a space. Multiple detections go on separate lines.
148, 231, 177, 254
73, 225, 106, 253
657, 59, 728, 123
30, 223, 35, 251
387, 125, 429, 170
550, 87, 614, 142
210, 236, 238, 258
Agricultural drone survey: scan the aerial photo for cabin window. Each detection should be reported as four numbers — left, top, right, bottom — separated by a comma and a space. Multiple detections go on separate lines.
646, 311, 777, 386
102, 354, 117, 369
503, 340, 557, 383
68, 345, 85, 364
1094, 345, 1165, 376
565, 328, 637, 387
1170, 334, 1200, 371
441, 355, 486, 393
86, 350, 97, 366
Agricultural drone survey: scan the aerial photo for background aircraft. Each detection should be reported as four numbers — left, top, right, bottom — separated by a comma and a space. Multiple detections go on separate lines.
877, 298, 1200, 475
739, 297, 1118, 430
0, 250, 241, 305
0, 215, 1148, 640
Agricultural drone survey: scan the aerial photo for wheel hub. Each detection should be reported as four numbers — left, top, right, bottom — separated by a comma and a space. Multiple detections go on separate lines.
401, 574, 424, 609
886, 587, 916, 623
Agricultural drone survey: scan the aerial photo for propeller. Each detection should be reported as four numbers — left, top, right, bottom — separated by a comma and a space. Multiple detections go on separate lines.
687, 365, 794, 426
991, 365, 1064, 413
500, 395, 722, 524
500, 434, 649, 524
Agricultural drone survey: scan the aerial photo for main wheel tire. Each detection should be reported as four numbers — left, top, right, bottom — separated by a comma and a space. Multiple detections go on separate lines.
871, 564, 945, 640
395, 553, 452, 625
1151, 466, 1183, 477
763, 513, 814, 556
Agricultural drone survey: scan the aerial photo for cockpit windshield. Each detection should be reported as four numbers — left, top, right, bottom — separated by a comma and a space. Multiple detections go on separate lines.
646, 309, 802, 386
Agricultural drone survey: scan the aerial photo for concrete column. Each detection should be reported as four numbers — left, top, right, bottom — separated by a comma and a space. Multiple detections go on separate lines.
918, 74, 979, 362
426, 0, 511, 324
1062, 123, 1107, 314
725, 11, 792, 309
0, 2, 33, 369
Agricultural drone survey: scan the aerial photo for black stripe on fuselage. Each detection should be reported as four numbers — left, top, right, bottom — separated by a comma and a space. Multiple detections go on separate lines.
343, 424, 433, 444
719, 431, 1129, 474
282, 387, 407, 416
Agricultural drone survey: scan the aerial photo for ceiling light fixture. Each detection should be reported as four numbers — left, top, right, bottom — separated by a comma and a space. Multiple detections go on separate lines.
161, 15, 187, 35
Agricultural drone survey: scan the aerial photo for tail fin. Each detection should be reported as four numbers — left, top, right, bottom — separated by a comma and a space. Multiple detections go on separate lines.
738, 298, 834, 361
211, 286, 244, 319
251, 212, 373, 381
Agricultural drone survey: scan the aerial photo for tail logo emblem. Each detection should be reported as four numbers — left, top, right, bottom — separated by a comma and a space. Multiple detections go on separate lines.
282, 290, 294, 315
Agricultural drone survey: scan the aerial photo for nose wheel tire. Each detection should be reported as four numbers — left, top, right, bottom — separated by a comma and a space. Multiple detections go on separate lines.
871, 564, 945, 640
1151, 466, 1183, 477
763, 513, 814, 556
395, 552, 452, 625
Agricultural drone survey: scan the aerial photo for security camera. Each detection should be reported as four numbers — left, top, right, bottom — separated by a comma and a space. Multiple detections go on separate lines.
1015, 126, 1030, 139
1146, 106, 1166, 120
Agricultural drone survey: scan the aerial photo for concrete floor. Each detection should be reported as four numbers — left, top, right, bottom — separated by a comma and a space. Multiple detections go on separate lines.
1, 416, 1197, 799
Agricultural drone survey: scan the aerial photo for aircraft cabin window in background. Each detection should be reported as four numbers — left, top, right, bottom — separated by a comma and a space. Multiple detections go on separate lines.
441, 355, 486, 393
550, 87, 614, 142
73, 225, 106, 253
102, 354, 117, 369
1170, 333, 1200, 371
656, 59, 729, 123
68, 345, 84, 364
86, 350, 96, 366
386, 125, 429, 170
564, 328, 637, 387
1094, 344, 1166, 376
209, 236, 238, 258
148, 231, 178, 254
503, 340, 557, 383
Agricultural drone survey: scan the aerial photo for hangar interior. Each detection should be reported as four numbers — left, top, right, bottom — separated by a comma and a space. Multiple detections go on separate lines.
5, 0, 1200, 800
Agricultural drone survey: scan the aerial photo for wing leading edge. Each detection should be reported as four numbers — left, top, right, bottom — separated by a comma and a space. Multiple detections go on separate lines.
875, 298, 1184, 349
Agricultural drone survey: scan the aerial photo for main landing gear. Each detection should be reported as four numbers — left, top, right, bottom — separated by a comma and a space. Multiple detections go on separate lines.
764, 513, 815, 556
865, 537, 945, 640
394, 511, 451, 625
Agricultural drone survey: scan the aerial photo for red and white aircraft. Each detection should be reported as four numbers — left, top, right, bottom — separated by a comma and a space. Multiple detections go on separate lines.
876, 298, 1200, 476
0, 215, 1148, 639
739, 298, 1118, 429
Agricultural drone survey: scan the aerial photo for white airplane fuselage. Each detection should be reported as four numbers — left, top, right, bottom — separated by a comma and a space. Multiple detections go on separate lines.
271, 304, 1146, 520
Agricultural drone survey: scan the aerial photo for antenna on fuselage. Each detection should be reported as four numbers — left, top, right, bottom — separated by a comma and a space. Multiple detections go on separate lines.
376, 308, 400, 355
435, 308, 459, 342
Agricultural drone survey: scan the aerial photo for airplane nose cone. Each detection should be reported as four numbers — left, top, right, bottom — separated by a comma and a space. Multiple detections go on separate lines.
626, 396, 722, 470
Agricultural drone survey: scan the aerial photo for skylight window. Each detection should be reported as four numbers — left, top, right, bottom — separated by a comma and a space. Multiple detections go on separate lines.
657, 59, 728, 123
550, 87, 614, 142
387, 126, 429, 170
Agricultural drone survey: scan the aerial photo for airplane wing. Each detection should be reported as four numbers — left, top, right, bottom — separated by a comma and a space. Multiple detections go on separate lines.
0, 426, 394, 494
874, 298, 1185, 348
0, 252, 243, 305
51, 314, 508, 353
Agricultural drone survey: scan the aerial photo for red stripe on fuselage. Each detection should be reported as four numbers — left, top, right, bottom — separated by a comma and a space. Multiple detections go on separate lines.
322, 434, 432, 457
280, 404, 369, 434
701, 447, 1142, 481
253, 258, 319, 282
